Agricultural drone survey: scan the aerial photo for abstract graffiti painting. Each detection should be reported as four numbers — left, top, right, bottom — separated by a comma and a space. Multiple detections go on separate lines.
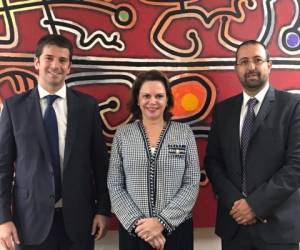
0, 0, 299, 227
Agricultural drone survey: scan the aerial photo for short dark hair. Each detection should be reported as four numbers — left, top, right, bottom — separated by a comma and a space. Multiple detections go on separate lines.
128, 70, 174, 121
35, 34, 73, 61
235, 40, 270, 63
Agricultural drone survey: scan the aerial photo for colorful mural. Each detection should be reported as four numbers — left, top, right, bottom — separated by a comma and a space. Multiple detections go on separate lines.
0, 0, 300, 227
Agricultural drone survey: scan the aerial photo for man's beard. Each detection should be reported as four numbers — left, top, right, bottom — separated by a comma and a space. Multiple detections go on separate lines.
240, 71, 268, 90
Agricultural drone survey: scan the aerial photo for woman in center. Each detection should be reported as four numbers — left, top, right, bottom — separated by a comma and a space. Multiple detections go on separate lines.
108, 70, 200, 250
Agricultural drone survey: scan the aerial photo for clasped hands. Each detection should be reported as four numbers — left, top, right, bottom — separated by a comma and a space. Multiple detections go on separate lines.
135, 218, 165, 250
229, 198, 257, 225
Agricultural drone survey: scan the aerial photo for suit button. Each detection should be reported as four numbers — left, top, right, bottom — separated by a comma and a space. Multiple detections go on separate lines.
49, 195, 55, 199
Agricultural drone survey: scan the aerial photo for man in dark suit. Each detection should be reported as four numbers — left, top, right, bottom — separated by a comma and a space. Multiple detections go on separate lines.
0, 34, 111, 250
205, 40, 300, 250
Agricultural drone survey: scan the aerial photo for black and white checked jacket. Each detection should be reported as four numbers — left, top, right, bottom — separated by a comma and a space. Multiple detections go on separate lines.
108, 120, 200, 234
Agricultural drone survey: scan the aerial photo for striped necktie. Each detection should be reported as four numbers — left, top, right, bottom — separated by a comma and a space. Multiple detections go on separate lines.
240, 98, 258, 197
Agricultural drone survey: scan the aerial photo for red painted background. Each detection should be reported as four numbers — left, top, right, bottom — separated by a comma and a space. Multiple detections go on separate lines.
0, 0, 300, 228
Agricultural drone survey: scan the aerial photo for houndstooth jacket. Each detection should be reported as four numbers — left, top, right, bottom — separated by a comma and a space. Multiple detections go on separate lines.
108, 120, 200, 234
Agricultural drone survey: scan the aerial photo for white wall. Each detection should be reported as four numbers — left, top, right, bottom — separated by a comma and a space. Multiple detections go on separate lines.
95, 228, 221, 250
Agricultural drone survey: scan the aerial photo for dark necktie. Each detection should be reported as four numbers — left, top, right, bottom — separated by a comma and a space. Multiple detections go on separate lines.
240, 98, 258, 197
44, 95, 62, 202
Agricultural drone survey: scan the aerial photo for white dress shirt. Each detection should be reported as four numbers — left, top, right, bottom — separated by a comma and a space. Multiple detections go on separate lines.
38, 84, 68, 206
0, 103, 3, 117
239, 83, 270, 140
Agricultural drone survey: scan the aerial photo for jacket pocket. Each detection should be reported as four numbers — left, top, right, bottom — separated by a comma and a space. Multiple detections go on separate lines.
14, 186, 29, 199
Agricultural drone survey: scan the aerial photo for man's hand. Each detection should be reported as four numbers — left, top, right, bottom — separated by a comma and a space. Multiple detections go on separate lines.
135, 218, 164, 242
230, 199, 256, 225
0, 221, 20, 250
91, 214, 109, 240
243, 218, 257, 225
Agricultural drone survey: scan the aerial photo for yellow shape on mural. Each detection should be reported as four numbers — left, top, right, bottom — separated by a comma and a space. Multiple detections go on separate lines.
181, 93, 199, 112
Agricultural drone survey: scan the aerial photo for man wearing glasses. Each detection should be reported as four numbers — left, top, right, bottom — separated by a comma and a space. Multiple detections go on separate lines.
205, 40, 300, 250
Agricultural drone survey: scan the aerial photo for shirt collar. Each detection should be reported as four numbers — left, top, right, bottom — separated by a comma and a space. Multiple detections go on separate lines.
242, 82, 270, 108
38, 84, 67, 100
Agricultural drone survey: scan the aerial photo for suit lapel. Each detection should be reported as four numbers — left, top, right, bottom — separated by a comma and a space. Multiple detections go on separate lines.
63, 88, 79, 169
26, 88, 52, 166
231, 89, 275, 176
251, 86, 275, 138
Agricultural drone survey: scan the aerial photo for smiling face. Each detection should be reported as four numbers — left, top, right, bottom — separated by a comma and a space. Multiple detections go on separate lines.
235, 43, 272, 96
34, 44, 71, 93
138, 80, 168, 122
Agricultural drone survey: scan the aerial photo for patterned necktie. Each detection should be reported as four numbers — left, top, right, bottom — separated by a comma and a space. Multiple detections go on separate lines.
44, 95, 61, 202
240, 98, 258, 197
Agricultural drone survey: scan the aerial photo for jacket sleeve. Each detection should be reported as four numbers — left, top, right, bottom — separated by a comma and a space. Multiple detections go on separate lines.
0, 101, 15, 223
107, 128, 145, 232
205, 106, 243, 210
157, 125, 200, 233
91, 101, 111, 216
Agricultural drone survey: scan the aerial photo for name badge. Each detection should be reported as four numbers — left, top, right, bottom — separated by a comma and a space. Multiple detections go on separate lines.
168, 144, 186, 157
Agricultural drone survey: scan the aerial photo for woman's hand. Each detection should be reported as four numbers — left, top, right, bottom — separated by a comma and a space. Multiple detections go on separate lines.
135, 217, 164, 241
148, 233, 166, 250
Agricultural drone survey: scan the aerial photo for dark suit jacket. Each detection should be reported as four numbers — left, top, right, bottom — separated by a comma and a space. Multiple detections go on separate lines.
0, 87, 110, 245
205, 87, 300, 243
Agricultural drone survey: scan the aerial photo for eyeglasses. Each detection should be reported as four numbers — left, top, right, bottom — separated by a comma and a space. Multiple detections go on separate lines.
236, 57, 269, 67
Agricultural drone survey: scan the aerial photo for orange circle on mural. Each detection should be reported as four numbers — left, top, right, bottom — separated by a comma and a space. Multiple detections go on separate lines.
172, 81, 206, 117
